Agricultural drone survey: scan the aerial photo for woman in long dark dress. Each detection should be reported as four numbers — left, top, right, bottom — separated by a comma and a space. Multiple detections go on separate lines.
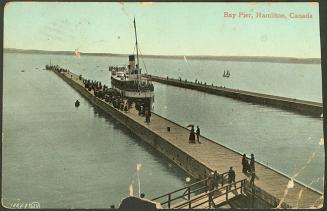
242, 154, 250, 174
189, 126, 195, 143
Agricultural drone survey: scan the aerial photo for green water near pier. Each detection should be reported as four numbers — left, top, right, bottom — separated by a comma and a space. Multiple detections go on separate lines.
2, 52, 324, 208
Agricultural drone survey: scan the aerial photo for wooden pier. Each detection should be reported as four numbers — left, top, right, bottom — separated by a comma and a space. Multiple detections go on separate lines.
51, 70, 323, 208
144, 74, 323, 118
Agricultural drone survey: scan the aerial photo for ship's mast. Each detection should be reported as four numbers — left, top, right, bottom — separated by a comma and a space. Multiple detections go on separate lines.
133, 17, 140, 73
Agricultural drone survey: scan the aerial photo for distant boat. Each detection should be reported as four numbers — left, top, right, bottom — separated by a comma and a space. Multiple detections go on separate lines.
21, 70, 25, 72
223, 70, 230, 78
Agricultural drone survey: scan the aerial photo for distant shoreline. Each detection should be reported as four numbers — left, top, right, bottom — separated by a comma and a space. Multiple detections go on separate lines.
4, 48, 321, 64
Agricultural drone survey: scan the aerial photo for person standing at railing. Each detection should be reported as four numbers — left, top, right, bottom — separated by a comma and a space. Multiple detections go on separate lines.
207, 172, 216, 207
213, 171, 220, 189
250, 154, 255, 172
228, 167, 236, 190
206, 172, 214, 192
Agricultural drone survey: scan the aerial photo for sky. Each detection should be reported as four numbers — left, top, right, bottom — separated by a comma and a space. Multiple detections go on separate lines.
4, 2, 321, 58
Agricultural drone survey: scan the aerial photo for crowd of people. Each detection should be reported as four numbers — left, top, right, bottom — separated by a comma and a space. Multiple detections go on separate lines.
46, 64, 69, 73
202, 153, 258, 206
81, 77, 135, 112
111, 78, 154, 92
206, 157, 257, 206
109, 65, 126, 72
81, 74, 152, 120
163, 76, 227, 89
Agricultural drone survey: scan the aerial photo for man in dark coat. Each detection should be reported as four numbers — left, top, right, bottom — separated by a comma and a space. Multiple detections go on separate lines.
196, 126, 201, 144
228, 167, 236, 190
250, 154, 255, 172
207, 172, 216, 207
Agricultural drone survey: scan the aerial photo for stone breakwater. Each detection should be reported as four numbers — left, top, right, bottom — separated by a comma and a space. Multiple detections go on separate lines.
50, 69, 323, 208
144, 74, 323, 118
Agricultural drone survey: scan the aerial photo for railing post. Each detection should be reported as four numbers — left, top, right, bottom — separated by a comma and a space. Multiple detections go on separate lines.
187, 187, 191, 200
226, 186, 229, 201
188, 187, 191, 208
251, 182, 256, 208
205, 178, 208, 192
168, 193, 171, 208
208, 191, 211, 209
221, 174, 224, 186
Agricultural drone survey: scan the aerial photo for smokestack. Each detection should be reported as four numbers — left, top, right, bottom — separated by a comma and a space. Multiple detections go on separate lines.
129, 55, 135, 71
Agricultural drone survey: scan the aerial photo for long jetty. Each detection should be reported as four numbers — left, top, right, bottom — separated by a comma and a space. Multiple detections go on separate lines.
144, 74, 323, 118
50, 69, 323, 208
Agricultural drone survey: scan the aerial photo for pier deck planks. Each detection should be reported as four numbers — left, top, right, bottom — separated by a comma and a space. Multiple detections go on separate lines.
56, 71, 323, 208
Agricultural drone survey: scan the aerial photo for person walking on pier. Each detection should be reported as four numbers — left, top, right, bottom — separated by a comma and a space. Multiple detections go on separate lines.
145, 110, 151, 123
196, 126, 201, 144
242, 154, 250, 174
228, 167, 236, 190
250, 154, 255, 172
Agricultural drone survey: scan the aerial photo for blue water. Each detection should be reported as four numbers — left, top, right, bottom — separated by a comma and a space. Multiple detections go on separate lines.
2, 52, 324, 208
2, 53, 190, 208
145, 58, 322, 103
153, 82, 324, 193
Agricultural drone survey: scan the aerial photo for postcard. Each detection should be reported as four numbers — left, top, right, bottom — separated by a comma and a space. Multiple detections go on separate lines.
2, 1, 324, 209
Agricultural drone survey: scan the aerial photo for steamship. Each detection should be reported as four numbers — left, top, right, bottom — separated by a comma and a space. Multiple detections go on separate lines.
110, 18, 154, 110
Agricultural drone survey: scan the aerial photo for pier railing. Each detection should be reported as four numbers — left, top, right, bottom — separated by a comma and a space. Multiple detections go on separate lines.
151, 171, 233, 208
172, 179, 246, 209
242, 180, 292, 208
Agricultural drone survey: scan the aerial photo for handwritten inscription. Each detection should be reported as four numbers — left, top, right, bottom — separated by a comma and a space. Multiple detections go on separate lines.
9, 201, 40, 209
224, 12, 313, 19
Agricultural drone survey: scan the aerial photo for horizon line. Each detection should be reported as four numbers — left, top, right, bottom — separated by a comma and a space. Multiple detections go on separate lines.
4, 47, 321, 61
